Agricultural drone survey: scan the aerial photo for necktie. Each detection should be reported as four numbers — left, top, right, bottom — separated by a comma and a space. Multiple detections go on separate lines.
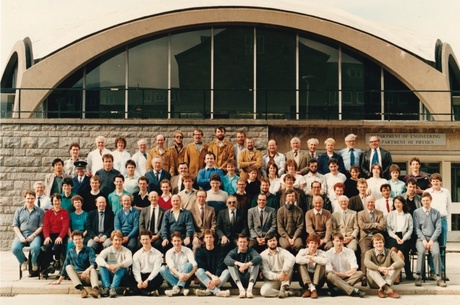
311, 153, 314, 159
342, 211, 347, 222
150, 208, 156, 233
230, 211, 235, 226
180, 183, 185, 191
200, 207, 204, 224
349, 148, 355, 166
79, 176, 82, 183
425, 210, 430, 216
371, 149, 379, 166
260, 209, 264, 225
99, 212, 104, 233
99, 150, 102, 156
155, 171, 160, 182
37, 197, 41, 207
143, 153, 147, 159
369, 211, 374, 223
294, 151, 298, 157
386, 199, 390, 213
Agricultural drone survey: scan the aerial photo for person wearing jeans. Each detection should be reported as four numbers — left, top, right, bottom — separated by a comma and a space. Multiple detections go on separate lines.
96, 230, 133, 298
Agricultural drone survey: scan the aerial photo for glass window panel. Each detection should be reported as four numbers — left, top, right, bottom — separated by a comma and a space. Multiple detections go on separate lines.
214, 27, 254, 118
85, 51, 126, 118
46, 69, 83, 118
384, 71, 420, 120
452, 163, 460, 203
342, 50, 381, 120
256, 27, 296, 120
171, 29, 211, 118
299, 37, 338, 119
128, 37, 168, 118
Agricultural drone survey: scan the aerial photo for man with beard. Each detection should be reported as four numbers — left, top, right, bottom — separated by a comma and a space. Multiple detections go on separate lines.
238, 137, 263, 180
184, 128, 208, 177
233, 130, 246, 169
303, 159, 326, 195
208, 126, 235, 171
169, 130, 186, 175
277, 190, 304, 253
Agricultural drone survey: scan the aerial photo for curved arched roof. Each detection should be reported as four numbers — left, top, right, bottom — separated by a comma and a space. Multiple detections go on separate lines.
20, 0, 438, 63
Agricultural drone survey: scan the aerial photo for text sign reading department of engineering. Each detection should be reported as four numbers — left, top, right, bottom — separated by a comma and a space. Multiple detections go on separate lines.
366, 133, 446, 146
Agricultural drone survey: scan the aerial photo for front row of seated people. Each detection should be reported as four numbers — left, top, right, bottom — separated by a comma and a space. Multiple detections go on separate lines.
12, 188, 447, 298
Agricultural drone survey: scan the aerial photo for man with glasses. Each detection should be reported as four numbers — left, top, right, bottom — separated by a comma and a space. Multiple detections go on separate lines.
169, 130, 186, 176
146, 134, 175, 176
360, 135, 393, 179
216, 195, 248, 253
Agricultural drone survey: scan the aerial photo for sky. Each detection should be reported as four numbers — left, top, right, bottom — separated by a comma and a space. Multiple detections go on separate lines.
1, 0, 459, 73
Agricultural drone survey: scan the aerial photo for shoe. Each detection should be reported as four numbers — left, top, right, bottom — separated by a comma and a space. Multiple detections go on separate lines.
361, 277, 368, 287
387, 290, 400, 299
195, 289, 211, 296
287, 290, 301, 297
246, 290, 253, 298
351, 289, 365, 298
46, 264, 55, 274
54, 259, 61, 270
406, 274, 415, 281
428, 273, 437, 281
215, 290, 230, 297
302, 290, 311, 298
100, 287, 109, 297
21, 261, 28, 271
90, 287, 100, 298
377, 289, 386, 298
310, 290, 318, 299
165, 286, 181, 297
31, 263, 38, 272
239, 289, 246, 298
328, 287, 341, 297
123, 288, 133, 296
394, 280, 400, 285
437, 279, 447, 287
109, 288, 117, 298
415, 276, 422, 287
81, 288, 88, 298
182, 288, 190, 296
443, 276, 450, 281
278, 290, 286, 298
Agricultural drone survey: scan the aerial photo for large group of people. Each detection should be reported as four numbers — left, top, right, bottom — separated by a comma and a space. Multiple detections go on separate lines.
11, 128, 452, 299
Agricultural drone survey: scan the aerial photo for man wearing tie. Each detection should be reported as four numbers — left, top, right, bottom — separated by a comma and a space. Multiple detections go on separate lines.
190, 190, 217, 253
170, 162, 192, 194
216, 195, 249, 253
247, 193, 277, 253
338, 134, 362, 173
331, 195, 359, 251
375, 184, 393, 217
131, 139, 149, 176
145, 156, 171, 195
85, 196, 114, 253
138, 191, 165, 251
34, 181, 52, 211
360, 135, 393, 179
72, 161, 90, 196
285, 137, 309, 175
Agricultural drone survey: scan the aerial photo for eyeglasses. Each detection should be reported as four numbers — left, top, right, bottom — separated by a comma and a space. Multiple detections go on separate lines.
175, 136, 183, 139
193, 134, 202, 136
227, 201, 237, 204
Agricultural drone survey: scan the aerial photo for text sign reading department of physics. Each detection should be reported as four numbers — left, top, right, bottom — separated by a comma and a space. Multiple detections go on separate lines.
365, 133, 446, 146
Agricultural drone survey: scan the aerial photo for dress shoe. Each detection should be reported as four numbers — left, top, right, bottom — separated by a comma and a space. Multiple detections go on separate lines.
310, 290, 318, 299
387, 290, 400, 299
415, 276, 422, 286
406, 274, 415, 281
361, 277, 368, 287
328, 287, 341, 297
302, 290, 311, 298
437, 279, 447, 287
377, 289, 386, 298
351, 289, 365, 298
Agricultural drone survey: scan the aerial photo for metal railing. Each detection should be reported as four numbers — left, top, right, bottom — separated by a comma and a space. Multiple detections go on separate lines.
1, 87, 459, 121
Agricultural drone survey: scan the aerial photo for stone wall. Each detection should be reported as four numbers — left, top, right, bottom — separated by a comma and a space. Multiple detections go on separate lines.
0, 120, 268, 250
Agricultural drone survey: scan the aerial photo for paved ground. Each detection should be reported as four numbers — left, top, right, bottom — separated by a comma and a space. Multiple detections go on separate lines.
1, 243, 460, 298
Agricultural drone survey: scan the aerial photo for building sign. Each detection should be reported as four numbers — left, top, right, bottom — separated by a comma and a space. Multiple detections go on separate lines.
366, 133, 446, 146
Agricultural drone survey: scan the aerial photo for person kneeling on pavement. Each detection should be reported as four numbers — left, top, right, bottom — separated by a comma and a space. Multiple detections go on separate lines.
50, 230, 100, 298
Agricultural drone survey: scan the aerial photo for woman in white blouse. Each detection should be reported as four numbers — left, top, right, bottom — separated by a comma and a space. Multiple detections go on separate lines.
267, 162, 281, 195
366, 164, 387, 200
385, 195, 414, 282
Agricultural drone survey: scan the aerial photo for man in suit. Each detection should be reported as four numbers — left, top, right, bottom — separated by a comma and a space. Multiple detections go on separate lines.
145, 156, 171, 195
248, 193, 277, 253
348, 178, 367, 212
146, 134, 175, 175
238, 137, 263, 180
306, 196, 332, 250
364, 233, 404, 298
360, 135, 393, 179
306, 138, 320, 164
184, 128, 208, 177
331, 195, 359, 251
85, 196, 114, 253
169, 130, 185, 175
285, 137, 309, 175
170, 162, 192, 194
190, 190, 217, 253
72, 161, 90, 196
357, 195, 386, 286
413, 192, 447, 287
138, 191, 165, 251
338, 134, 363, 173
44, 158, 71, 197
216, 195, 248, 253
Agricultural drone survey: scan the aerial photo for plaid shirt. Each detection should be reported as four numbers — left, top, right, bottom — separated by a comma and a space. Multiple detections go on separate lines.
60, 245, 96, 276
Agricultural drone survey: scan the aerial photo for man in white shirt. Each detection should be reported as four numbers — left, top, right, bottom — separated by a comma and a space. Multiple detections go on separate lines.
262, 139, 286, 177
178, 174, 198, 210
128, 230, 163, 296
324, 159, 346, 201
33, 181, 51, 210
260, 232, 298, 298
303, 159, 326, 195
326, 233, 365, 297
87, 136, 111, 175
160, 231, 198, 296
375, 184, 393, 217
131, 139, 149, 176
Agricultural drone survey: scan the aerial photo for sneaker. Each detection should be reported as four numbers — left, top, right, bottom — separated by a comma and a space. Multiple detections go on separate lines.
246, 290, 254, 298
100, 287, 109, 297
278, 287, 287, 299
351, 289, 365, 298
415, 276, 422, 287
239, 289, 246, 298
215, 290, 231, 297
287, 290, 301, 297
123, 288, 133, 296
195, 289, 211, 296
437, 279, 447, 287
90, 287, 100, 298
428, 273, 437, 281
165, 286, 181, 297
81, 288, 88, 298
109, 288, 117, 298
31, 263, 38, 272
21, 261, 28, 271
182, 289, 190, 296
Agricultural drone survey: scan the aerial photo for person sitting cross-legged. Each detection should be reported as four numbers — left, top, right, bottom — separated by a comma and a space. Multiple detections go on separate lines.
50, 230, 100, 298
194, 229, 231, 297
364, 233, 404, 298
160, 231, 198, 297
